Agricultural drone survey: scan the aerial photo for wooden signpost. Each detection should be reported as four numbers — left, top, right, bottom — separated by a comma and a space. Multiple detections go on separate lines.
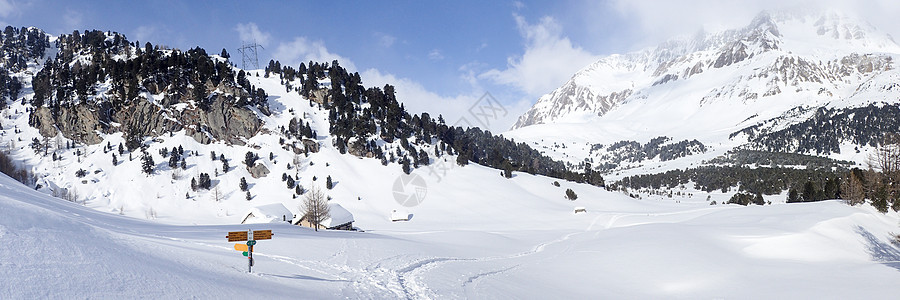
226, 229, 274, 273
227, 231, 248, 242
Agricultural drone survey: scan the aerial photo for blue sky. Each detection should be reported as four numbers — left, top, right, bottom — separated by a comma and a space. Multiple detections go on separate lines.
2, 0, 898, 132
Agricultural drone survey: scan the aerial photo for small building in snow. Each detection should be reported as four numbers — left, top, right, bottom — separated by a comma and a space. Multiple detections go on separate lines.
241, 203, 293, 224
293, 203, 354, 230
391, 209, 410, 222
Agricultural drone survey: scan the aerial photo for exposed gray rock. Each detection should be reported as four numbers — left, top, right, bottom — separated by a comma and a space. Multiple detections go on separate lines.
302, 139, 319, 153
30, 104, 104, 144
29, 81, 262, 146
309, 89, 330, 105
248, 163, 269, 179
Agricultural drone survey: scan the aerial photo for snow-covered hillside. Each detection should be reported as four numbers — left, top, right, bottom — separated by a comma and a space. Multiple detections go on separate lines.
4, 168, 900, 298
507, 9, 900, 178
2, 15, 900, 298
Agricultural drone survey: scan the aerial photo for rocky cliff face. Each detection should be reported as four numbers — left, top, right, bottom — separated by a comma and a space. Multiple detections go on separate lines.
29, 81, 262, 146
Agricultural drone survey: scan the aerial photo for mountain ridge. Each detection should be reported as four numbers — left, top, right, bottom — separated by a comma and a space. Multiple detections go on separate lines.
512, 9, 900, 130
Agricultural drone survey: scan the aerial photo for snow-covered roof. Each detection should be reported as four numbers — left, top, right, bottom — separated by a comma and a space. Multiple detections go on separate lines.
322, 203, 353, 228
391, 209, 410, 221
241, 203, 293, 224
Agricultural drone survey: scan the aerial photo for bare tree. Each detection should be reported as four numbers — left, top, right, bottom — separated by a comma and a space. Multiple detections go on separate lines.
869, 133, 900, 176
212, 185, 222, 202
841, 170, 866, 205
868, 134, 900, 210
302, 185, 330, 231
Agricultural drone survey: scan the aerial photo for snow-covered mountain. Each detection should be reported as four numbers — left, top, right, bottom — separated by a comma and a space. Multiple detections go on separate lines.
2, 14, 900, 298
507, 9, 900, 180
513, 10, 900, 130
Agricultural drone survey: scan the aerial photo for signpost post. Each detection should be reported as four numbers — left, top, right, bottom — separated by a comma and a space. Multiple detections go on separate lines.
226, 229, 273, 273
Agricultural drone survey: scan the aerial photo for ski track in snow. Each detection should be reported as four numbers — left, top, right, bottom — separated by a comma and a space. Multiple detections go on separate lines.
389, 207, 726, 297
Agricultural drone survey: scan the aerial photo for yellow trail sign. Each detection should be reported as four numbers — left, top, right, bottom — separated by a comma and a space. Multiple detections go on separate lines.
234, 243, 248, 252
227, 231, 248, 242
253, 230, 273, 240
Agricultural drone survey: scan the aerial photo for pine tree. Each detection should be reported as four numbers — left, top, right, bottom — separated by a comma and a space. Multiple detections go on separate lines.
873, 183, 890, 213
222, 158, 229, 173
245, 191, 252, 201
402, 156, 411, 175
198, 173, 211, 189
112, 153, 117, 166
244, 151, 257, 167
239, 177, 248, 191
168, 147, 180, 168
565, 188, 578, 200
326, 175, 333, 189
140, 149, 154, 175
286, 176, 295, 189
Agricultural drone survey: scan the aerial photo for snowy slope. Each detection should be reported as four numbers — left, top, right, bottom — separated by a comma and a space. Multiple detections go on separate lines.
4, 169, 900, 298
1, 20, 900, 298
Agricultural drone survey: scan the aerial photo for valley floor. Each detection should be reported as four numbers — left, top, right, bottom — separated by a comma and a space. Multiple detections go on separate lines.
3, 173, 900, 299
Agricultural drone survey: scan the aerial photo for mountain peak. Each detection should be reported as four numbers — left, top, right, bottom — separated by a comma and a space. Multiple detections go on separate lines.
511, 9, 900, 130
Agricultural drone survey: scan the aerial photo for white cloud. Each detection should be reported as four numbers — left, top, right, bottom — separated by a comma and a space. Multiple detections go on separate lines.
480, 14, 601, 98
476, 42, 488, 52
235, 22, 271, 47
63, 9, 82, 31
604, 0, 900, 49
272, 36, 357, 71
0, 0, 16, 18
375, 32, 396, 48
427, 49, 444, 61
132, 25, 157, 43
361, 68, 524, 132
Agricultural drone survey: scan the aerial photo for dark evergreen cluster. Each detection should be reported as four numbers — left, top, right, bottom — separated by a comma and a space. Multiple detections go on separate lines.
27, 29, 268, 138
786, 177, 842, 203
167, 146, 184, 169
0, 68, 22, 108
0, 26, 49, 72
191, 173, 211, 190
707, 150, 853, 169
244, 151, 258, 167
733, 103, 900, 155
0, 26, 46, 108
284, 116, 315, 140
589, 136, 706, 171
140, 149, 154, 175
618, 165, 845, 196
727, 192, 765, 206
261, 59, 601, 185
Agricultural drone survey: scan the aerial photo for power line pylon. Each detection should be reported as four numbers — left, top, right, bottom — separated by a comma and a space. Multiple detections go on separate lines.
237, 40, 264, 70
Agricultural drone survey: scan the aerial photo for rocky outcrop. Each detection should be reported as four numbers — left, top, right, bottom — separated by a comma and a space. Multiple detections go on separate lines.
309, 89, 330, 105
29, 82, 262, 146
115, 100, 182, 140
186, 93, 261, 145
302, 139, 319, 153
29, 104, 107, 144
248, 163, 269, 179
